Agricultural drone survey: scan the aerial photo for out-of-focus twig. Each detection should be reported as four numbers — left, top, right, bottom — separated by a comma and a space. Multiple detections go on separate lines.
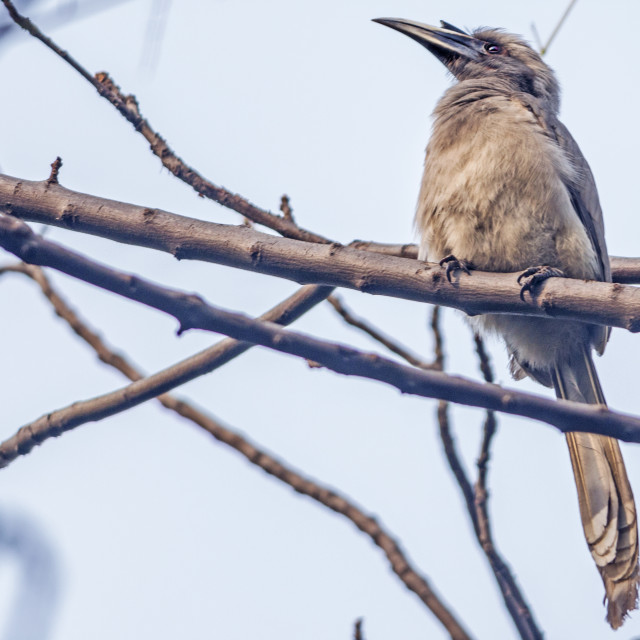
353, 618, 364, 640
530, 22, 543, 53
139, 0, 171, 75
0, 264, 474, 640
533, 0, 579, 56
0, 510, 60, 640
328, 295, 435, 370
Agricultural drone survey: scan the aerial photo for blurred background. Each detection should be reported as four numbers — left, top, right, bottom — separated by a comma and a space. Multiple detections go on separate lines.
0, 1, 638, 638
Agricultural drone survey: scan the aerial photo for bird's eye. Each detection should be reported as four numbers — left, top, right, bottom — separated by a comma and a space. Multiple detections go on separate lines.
484, 43, 503, 54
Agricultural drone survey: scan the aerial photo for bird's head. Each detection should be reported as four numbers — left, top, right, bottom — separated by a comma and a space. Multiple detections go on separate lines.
373, 18, 559, 110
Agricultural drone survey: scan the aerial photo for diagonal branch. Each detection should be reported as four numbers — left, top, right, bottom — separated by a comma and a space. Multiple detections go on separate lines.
2, 216, 640, 456
0, 262, 332, 466
540, 0, 579, 56
431, 307, 479, 533
1, 262, 474, 640
432, 310, 542, 640
1, 0, 329, 244
327, 295, 436, 369
3, 176, 640, 331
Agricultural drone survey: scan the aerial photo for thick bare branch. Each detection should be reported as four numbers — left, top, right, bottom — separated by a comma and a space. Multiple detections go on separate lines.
2, 175, 640, 331
350, 241, 640, 285
2, 215, 640, 446
607, 257, 640, 284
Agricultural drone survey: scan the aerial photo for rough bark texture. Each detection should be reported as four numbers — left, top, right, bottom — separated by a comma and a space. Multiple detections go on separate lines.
2, 174, 640, 332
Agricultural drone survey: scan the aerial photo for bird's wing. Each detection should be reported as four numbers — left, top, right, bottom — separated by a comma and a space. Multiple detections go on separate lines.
553, 120, 611, 283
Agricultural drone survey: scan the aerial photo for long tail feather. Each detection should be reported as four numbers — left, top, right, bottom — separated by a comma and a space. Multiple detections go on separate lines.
552, 347, 639, 629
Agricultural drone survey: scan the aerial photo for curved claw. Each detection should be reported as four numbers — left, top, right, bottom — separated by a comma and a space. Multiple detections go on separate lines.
439, 254, 473, 283
518, 265, 565, 301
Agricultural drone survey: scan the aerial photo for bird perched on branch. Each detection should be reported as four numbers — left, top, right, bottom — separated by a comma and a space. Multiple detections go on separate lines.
373, 17, 638, 628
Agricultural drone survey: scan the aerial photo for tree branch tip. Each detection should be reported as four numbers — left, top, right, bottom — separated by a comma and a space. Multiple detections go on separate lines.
279, 194, 294, 222
47, 157, 63, 185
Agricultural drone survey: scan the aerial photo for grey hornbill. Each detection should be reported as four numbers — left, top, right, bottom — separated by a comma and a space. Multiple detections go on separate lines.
373, 17, 638, 629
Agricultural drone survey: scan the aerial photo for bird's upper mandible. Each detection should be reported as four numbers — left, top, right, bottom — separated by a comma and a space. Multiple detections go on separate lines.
373, 18, 560, 114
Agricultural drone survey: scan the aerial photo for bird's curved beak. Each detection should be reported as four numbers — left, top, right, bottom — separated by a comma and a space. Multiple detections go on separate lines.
372, 18, 482, 65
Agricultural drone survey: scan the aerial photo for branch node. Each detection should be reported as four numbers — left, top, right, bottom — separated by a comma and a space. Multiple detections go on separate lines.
60, 205, 80, 228
142, 208, 158, 223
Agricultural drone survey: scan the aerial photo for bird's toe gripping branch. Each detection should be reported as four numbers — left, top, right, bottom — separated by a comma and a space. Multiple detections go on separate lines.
439, 254, 473, 283
517, 265, 566, 301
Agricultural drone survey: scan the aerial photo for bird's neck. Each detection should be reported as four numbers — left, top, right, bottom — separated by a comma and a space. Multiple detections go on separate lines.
434, 78, 559, 121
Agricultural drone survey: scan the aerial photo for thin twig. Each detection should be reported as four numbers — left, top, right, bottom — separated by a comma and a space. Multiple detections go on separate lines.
472, 334, 497, 516
2, 215, 640, 447
430, 306, 444, 371
472, 334, 498, 560
431, 307, 479, 531
328, 295, 435, 369
474, 410, 498, 549
541, 0, 579, 56
437, 400, 479, 533
1, 0, 329, 244
1, 264, 474, 640
432, 312, 542, 640
468, 337, 535, 637
473, 335, 494, 384
353, 618, 364, 640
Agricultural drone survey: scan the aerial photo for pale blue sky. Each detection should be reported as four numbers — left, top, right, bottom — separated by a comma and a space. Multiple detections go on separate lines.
1, 1, 639, 638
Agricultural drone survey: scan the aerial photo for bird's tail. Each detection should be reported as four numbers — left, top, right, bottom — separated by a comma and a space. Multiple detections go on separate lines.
552, 346, 639, 628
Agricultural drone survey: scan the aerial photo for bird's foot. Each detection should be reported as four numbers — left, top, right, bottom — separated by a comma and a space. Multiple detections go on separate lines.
517, 265, 565, 301
439, 255, 473, 283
